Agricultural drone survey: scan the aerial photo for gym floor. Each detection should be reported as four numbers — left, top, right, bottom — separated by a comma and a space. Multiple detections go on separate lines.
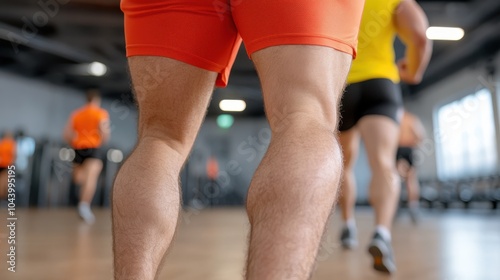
1, 207, 499, 280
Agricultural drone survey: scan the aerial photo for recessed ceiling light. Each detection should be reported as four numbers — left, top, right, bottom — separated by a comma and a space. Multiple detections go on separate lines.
219, 99, 246, 112
426, 27, 464, 41
88, 61, 107, 76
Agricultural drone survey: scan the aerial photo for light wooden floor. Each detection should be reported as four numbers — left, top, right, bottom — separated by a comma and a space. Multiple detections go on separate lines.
1, 207, 499, 280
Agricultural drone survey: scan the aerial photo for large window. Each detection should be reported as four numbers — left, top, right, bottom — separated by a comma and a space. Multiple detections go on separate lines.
435, 88, 497, 179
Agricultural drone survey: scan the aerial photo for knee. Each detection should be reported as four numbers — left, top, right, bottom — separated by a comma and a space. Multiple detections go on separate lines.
370, 156, 396, 173
371, 160, 399, 184
269, 110, 337, 140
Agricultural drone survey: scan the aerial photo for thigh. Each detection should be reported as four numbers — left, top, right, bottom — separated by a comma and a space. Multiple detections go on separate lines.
82, 158, 104, 173
358, 116, 400, 169
355, 79, 403, 168
121, 0, 241, 87
233, 0, 364, 127
129, 56, 217, 155
251, 45, 352, 129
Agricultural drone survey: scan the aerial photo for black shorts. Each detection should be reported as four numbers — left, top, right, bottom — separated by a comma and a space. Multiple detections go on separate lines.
396, 147, 414, 167
339, 78, 403, 131
0, 167, 6, 173
73, 148, 102, 164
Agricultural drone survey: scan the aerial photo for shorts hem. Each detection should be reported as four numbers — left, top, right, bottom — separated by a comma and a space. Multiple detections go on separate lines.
245, 34, 356, 58
348, 76, 400, 85
126, 45, 225, 75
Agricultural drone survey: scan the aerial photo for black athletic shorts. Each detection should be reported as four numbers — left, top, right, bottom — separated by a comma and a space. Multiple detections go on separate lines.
0, 167, 6, 173
73, 148, 102, 164
339, 78, 403, 131
396, 147, 414, 167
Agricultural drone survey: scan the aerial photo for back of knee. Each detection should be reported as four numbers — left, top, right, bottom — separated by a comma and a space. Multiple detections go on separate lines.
138, 121, 192, 156
269, 111, 336, 138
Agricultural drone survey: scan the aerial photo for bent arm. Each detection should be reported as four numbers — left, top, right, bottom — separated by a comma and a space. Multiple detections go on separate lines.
395, 0, 433, 84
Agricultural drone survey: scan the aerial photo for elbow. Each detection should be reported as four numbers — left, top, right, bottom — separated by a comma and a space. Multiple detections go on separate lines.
412, 30, 429, 50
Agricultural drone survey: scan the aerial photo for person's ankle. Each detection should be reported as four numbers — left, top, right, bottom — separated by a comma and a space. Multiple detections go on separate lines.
375, 225, 391, 242
78, 202, 90, 208
344, 217, 356, 231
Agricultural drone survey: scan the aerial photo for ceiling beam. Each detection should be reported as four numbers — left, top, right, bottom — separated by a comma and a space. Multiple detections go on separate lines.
0, 22, 97, 63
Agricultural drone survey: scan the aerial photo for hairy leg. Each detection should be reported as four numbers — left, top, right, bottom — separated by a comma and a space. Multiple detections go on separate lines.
245, 45, 351, 280
112, 56, 217, 280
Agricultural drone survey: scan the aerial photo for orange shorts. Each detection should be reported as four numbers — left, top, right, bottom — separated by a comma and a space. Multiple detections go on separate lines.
122, 0, 364, 87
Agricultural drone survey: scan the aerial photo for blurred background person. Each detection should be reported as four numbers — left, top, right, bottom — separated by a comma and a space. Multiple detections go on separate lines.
63, 89, 110, 224
206, 155, 220, 183
0, 131, 16, 200
337, 0, 432, 274
397, 110, 426, 224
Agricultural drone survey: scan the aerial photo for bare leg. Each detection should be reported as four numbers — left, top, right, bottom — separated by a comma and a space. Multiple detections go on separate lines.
339, 129, 360, 223
397, 159, 420, 206
359, 116, 400, 230
406, 166, 420, 224
359, 116, 400, 273
246, 45, 351, 280
112, 56, 217, 280
406, 167, 420, 205
79, 159, 103, 204
75, 159, 104, 223
73, 164, 85, 186
338, 129, 360, 249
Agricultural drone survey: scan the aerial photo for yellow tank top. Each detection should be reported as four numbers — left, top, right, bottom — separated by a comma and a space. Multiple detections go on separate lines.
347, 0, 402, 84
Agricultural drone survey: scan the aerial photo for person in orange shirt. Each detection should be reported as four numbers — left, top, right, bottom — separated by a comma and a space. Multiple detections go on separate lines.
0, 131, 16, 200
63, 89, 110, 224
397, 110, 426, 224
206, 156, 219, 182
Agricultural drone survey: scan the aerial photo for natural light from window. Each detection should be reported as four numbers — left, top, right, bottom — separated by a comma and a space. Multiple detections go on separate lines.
435, 88, 497, 179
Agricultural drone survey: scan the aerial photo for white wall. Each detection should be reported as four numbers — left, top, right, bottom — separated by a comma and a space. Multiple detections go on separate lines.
0, 71, 138, 151
405, 53, 500, 179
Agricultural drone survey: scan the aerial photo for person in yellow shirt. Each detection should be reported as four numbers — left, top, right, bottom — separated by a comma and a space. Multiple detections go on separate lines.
337, 0, 432, 273
0, 131, 16, 200
63, 90, 110, 224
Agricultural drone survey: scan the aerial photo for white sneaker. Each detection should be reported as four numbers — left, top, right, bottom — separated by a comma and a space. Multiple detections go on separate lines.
340, 226, 358, 249
78, 203, 95, 224
368, 232, 396, 274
